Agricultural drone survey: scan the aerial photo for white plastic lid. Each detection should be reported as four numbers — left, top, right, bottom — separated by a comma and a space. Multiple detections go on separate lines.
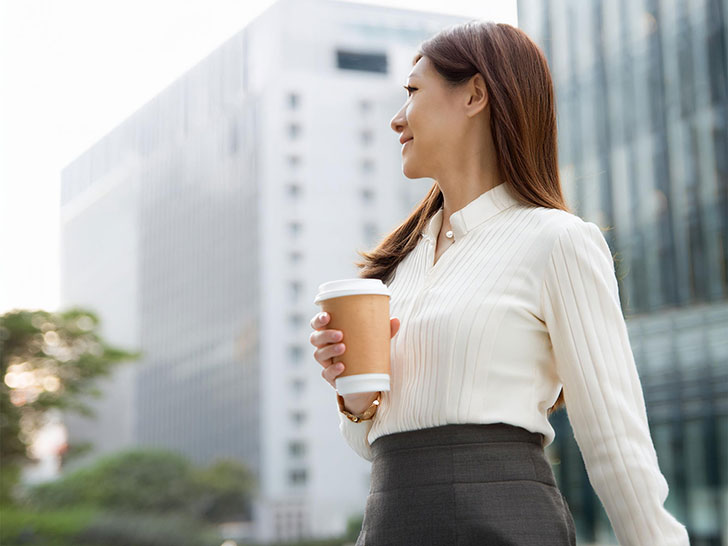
335, 373, 390, 396
313, 278, 390, 305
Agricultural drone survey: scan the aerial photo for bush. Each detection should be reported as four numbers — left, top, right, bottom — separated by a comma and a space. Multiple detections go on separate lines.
75, 511, 223, 546
0, 505, 98, 546
191, 458, 256, 522
247, 538, 353, 546
28, 449, 196, 514
25, 448, 256, 523
0, 506, 223, 546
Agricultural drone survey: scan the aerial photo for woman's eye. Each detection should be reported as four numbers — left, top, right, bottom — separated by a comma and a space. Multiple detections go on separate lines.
403, 85, 417, 96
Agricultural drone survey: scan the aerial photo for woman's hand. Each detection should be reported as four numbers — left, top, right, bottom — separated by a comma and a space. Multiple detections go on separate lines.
309, 311, 400, 414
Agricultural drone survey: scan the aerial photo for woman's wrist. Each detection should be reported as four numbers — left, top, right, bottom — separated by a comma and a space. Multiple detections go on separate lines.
341, 391, 380, 415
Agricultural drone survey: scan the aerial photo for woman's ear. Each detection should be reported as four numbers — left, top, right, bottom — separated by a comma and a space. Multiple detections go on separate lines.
465, 73, 488, 115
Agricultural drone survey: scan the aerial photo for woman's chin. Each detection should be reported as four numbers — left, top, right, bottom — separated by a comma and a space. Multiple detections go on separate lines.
402, 162, 424, 179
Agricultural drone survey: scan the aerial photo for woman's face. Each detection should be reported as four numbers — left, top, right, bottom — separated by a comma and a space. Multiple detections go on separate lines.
390, 56, 469, 180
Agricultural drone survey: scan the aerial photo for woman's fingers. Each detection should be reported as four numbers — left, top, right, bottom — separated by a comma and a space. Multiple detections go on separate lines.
390, 316, 400, 338
308, 312, 345, 366
309, 311, 330, 330
309, 312, 401, 389
313, 342, 346, 366
308, 326, 343, 349
321, 360, 345, 388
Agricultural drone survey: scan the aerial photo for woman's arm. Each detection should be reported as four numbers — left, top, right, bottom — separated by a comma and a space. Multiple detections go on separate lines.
540, 219, 690, 546
337, 403, 375, 462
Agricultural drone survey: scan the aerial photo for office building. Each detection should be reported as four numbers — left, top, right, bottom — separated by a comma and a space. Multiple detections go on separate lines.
59, 0, 475, 540
518, 0, 727, 543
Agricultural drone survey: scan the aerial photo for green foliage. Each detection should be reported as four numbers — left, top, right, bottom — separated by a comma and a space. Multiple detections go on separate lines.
23, 447, 256, 524
191, 457, 258, 522
0, 463, 22, 506
74, 511, 223, 546
0, 307, 142, 505
0, 505, 98, 546
5, 448, 257, 545
26, 449, 192, 513
344, 513, 364, 541
257, 539, 352, 546
0, 506, 223, 546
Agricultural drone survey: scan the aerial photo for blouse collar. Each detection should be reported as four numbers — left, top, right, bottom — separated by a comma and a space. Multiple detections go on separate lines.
421, 182, 521, 243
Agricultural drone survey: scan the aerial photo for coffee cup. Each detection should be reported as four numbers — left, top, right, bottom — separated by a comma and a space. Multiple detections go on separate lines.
313, 278, 391, 395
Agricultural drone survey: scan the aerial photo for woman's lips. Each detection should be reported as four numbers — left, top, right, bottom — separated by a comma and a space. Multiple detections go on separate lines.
402, 138, 413, 148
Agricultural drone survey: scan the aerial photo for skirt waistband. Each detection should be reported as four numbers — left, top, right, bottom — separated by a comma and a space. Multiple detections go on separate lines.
370, 423, 544, 455
368, 423, 556, 492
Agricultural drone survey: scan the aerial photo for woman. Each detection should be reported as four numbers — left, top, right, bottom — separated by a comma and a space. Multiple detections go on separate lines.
309, 21, 689, 546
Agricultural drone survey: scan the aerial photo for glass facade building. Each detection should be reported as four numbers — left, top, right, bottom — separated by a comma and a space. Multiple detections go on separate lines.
518, 0, 727, 544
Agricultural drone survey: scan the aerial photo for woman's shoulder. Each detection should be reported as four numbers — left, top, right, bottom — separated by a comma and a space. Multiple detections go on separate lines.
519, 204, 596, 239
519, 206, 613, 268
512, 206, 611, 265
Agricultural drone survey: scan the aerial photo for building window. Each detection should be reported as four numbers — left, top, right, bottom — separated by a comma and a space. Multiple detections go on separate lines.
360, 100, 372, 113
289, 468, 308, 485
289, 221, 302, 236
289, 93, 299, 109
289, 251, 303, 264
336, 50, 388, 74
288, 155, 301, 168
360, 129, 373, 145
288, 123, 301, 139
291, 378, 305, 394
289, 344, 303, 362
289, 280, 302, 300
291, 411, 306, 426
360, 187, 374, 204
287, 183, 301, 199
288, 440, 306, 457
361, 158, 375, 173
364, 222, 378, 246
289, 313, 303, 329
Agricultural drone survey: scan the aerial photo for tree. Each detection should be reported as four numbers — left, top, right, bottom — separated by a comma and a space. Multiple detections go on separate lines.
0, 307, 142, 505
345, 513, 364, 542
191, 458, 258, 522
27, 448, 197, 513
24, 448, 256, 523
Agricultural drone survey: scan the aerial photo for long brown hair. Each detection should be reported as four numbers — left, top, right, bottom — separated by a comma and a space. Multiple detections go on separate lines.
354, 21, 571, 415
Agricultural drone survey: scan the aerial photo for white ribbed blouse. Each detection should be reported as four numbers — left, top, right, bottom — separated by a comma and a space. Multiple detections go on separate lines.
336, 182, 689, 545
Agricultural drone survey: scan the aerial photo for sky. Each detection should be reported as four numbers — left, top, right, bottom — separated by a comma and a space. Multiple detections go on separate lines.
0, 0, 518, 316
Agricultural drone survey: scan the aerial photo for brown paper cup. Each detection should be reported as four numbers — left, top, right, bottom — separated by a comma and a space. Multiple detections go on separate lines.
313, 278, 391, 395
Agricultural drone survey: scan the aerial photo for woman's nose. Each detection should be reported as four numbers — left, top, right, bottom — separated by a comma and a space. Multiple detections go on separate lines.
390, 106, 406, 134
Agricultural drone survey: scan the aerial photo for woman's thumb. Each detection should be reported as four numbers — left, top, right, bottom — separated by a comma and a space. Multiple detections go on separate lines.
390, 316, 401, 338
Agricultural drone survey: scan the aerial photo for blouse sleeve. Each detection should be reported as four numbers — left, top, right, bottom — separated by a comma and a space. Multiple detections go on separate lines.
336, 397, 375, 462
540, 219, 690, 546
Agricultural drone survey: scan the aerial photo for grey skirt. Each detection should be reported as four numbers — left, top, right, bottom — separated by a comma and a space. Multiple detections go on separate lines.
356, 423, 576, 546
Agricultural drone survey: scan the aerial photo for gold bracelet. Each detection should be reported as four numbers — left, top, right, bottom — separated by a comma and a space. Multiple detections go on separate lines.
336, 391, 381, 423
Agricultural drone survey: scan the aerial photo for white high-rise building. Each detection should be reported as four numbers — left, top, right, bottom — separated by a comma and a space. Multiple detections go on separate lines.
59, 0, 474, 540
